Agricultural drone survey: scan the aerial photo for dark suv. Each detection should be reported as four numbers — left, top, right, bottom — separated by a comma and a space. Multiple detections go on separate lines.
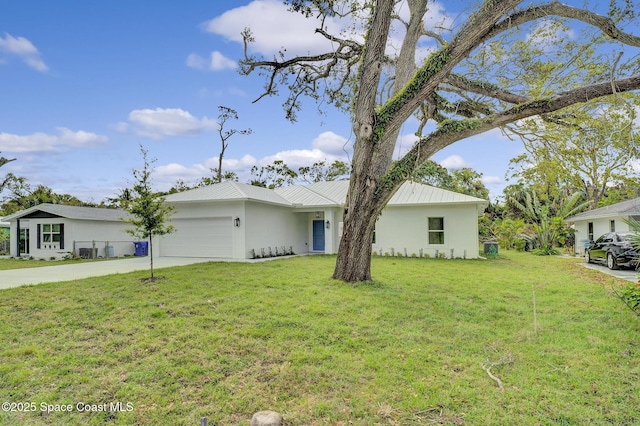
586, 232, 639, 270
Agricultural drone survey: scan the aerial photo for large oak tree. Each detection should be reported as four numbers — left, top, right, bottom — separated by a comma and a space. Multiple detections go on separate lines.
240, 0, 640, 282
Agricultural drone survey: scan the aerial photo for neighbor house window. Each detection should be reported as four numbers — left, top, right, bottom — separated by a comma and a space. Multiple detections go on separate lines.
588, 222, 594, 241
38, 223, 64, 249
610, 220, 616, 232
428, 217, 444, 245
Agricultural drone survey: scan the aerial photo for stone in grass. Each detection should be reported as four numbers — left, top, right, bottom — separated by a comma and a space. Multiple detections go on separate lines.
250, 410, 283, 426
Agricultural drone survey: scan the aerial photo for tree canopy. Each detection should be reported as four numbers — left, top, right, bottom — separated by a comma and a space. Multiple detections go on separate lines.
240, 0, 640, 281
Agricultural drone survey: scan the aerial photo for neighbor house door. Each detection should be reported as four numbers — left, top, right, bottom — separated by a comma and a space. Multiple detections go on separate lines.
312, 220, 325, 251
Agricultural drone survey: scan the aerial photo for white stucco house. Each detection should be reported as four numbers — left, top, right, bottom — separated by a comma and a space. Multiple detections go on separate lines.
159, 180, 488, 259
565, 197, 640, 255
2, 204, 134, 259
2, 180, 488, 260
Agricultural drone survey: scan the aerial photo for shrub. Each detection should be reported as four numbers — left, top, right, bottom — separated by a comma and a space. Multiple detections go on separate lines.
615, 282, 640, 316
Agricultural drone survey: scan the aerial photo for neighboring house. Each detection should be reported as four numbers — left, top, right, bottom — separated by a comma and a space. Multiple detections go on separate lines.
2, 204, 134, 259
160, 180, 488, 260
565, 197, 640, 255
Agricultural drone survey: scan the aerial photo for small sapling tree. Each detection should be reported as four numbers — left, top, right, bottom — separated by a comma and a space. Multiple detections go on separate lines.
124, 145, 175, 280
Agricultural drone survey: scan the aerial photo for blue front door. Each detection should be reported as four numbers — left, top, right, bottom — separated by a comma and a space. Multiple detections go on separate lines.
312, 220, 325, 251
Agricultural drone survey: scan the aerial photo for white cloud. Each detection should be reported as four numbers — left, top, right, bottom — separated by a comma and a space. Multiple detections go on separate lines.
203, 0, 342, 56
482, 175, 502, 185
526, 19, 575, 52
209, 51, 236, 70
439, 154, 471, 169
0, 128, 107, 153
0, 33, 48, 72
312, 131, 352, 156
221, 154, 258, 171
151, 130, 352, 188
127, 108, 216, 139
187, 51, 236, 71
260, 149, 339, 170
186, 53, 207, 70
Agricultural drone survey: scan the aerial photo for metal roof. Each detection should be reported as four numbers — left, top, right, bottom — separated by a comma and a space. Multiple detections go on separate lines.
565, 197, 640, 222
274, 183, 345, 207
164, 181, 292, 206
166, 180, 487, 208
389, 181, 487, 205
287, 180, 487, 207
2, 203, 129, 222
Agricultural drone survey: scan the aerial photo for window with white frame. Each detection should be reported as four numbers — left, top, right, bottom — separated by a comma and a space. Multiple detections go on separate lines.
427, 217, 444, 245
41, 224, 61, 249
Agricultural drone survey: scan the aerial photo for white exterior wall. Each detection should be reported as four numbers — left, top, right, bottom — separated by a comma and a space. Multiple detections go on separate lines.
572, 215, 634, 255
160, 201, 245, 258
69, 220, 135, 258
300, 209, 342, 254
9, 218, 132, 259
9, 221, 18, 257
244, 202, 307, 257
372, 204, 480, 259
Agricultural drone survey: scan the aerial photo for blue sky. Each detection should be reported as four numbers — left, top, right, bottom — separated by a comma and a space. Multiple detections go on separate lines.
0, 0, 531, 204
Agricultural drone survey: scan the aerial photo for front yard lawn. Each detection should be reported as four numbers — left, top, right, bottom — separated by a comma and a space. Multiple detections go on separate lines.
0, 252, 638, 425
0, 256, 122, 271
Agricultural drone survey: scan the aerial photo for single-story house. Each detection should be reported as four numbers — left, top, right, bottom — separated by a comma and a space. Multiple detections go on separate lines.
159, 180, 488, 259
2, 204, 134, 259
565, 197, 640, 255
2, 180, 488, 260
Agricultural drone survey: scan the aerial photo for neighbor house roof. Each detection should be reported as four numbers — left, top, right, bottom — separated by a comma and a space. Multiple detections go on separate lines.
565, 197, 640, 222
164, 181, 292, 206
2, 203, 128, 222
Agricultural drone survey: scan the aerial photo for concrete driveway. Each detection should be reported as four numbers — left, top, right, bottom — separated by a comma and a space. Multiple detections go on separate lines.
580, 261, 638, 282
0, 256, 217, 290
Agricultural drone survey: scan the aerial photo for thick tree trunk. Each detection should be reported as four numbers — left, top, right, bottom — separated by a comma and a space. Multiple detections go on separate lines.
332, 0, 424, 283
332, 174, 382, 282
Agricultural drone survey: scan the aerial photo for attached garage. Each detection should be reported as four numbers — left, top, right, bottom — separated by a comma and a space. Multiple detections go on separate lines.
161, 217, 233, 258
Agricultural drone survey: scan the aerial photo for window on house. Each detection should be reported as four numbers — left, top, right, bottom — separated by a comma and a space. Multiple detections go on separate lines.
39, 223, 64, 249
588, 222, 594, 241
42, 224, 61, 244
428, 217, 444, 244
610, 220, 616, 232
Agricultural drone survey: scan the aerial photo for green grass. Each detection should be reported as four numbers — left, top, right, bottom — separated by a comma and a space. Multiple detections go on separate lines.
0, 252, 638, 425
0, 257, 124, 271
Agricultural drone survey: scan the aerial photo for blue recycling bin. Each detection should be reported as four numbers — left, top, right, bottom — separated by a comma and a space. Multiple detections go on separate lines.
134, 241, 148, 256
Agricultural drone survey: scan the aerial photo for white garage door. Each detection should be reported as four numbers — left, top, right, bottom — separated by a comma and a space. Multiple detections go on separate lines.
162, 217, 233, 258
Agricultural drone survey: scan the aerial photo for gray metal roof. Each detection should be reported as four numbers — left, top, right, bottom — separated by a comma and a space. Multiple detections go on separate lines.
288, 180, 487, 207
2, 203, 129, 222
164, 181, 292, 206
166, 180, 487, 208
275, 183, 345, 207
389, 181, 487, 205
565, 197, 640, 222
